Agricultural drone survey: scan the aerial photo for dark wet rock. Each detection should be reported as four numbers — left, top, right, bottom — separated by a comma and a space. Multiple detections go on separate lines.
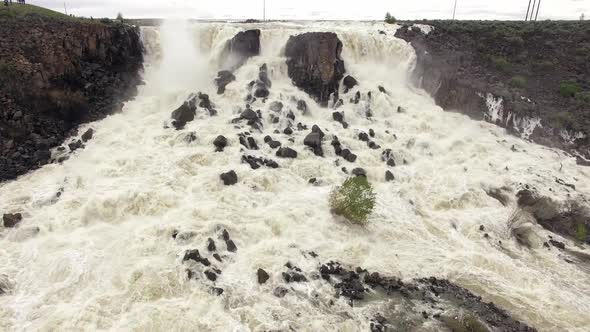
213, 253, 222, 262
370, 315, 388, 332
204, 270, 218, 282
352, 168, 367, 177
219, 29, 261, 71
297, 100, 308, 114
516, 189, 590, 244
184, 132, 197, 143
239, 133, 259, 150
213, 135, 228, 152
68, 140, 83, 152
333, 99, 344, 109
304, 131, 324, 157
253, 83, 270, 98
220, 170, 238, 186
247, 137, 259, 150
207, 238, 216, 252
283, 127, 293, 135
3, 213, 22, 228
576, 157, 590, 167
358, 132, 369, 142
242, 155, 280, 169
342, 75, 358, 94
259, 64, 272, 88
479, 225, 485, 231
171, 98, 197, 129
276, 147, 298, 159
226, 239, 237, 252
285, 32, 346, 106
352, 91, 361, 104
257, 268, 270, 284
486, 187, 511, 206
333, 111, 344, 123
215, 70, 236, 94
182, 249, 211, 267
241, 109, 259, 121
287, 111, 296, 121
378, 86, 387, 94
369, 129, 375, 138
340, 149, 357, 163
318, 262, 537, 331
81, 128, 94, 142
309, 178, 317, 184
282, 271, 308, 283
368, 141, 380, 150
273, 286, 289, 298
549, 240, 566, 250
268, 140, 281, 149
269, 101, 283, 112
385, 171, 395, 182
210, 287, 224, 296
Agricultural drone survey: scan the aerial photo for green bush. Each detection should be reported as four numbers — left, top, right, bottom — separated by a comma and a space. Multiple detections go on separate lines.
329, 176, 376, 225
509, 76, 527, 88
577, 223, 587, 242
491, 56, 511, 72
384, 12, 396, 24
559, 81, 582, 97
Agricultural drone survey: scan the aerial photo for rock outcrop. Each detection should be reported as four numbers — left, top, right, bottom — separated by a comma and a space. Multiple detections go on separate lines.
285, 32, 345, 106
219, 29, 261, 71
0, 10, 143, 182
395, 22, 590, 160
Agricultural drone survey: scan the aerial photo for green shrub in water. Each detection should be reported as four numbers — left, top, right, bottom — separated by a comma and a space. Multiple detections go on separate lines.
559, 81, 582, 97
329, 176, 376, 225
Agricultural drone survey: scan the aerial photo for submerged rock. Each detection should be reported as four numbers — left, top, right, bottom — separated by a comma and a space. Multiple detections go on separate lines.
171, 98, 197, 130
81, 128, 94, 142
257, 268, 270, 284
213, 135, 228, 152
285, 32, 346, 106
342, 75, 358, 93
276, 147, 298, 159
215, 70, 236, 94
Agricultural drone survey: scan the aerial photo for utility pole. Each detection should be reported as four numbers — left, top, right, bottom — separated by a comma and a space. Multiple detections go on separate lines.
528, 0, 536, 21
263, 0, 266, 21
64, 2, 68, 15
534, 0, 541, 21
524, 0, 533, 22
452, 0, 458, 20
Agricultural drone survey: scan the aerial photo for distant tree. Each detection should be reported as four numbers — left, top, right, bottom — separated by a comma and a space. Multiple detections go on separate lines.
384, 12, 396, 24
581, 13, 585, 21
116, 12, 123, 22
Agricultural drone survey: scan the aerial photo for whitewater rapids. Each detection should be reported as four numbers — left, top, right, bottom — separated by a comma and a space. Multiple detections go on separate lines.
1, 20, 590, 331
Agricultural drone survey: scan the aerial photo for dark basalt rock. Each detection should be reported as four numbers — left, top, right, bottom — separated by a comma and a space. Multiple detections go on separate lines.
352, 168, 367, 177
257, 268, 270, 284
171, 98, 197, 130
68, 140, 84, 152
297, 100, 308, 114
207, 238, 216, 252
269, 101, 283, 112
276, 147, 298, 159
3, 213, 23, 228
385, 170, 395, 182
285, 32, 346, 106
215, 70, 236, 94
252, 64, 272, 98
219, 29, 261, 71
304, 131, 324, 157
283, 127, 293, 135
273, 286, 289, 298
213, 135, 228, 152
333, 111, 344, 123
81, 128, 94, 142
204, 270, 218, 282
358, 132, 369, 142
378, 86, 387, 94
343, 75, 358, 94
220, 170, 238, 186
242, 155, 280, 169
182, 249, 211, 266
226, 239, 238, 252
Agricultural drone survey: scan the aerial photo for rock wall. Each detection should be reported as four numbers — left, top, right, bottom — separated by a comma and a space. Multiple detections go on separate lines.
395, 21, 590, 160
0, 14, 143, 181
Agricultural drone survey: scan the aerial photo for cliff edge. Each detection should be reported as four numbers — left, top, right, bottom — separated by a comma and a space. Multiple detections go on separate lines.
0, 5, 143, 181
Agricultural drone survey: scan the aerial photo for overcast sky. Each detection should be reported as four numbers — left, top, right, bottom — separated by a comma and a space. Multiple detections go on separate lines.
32, 0, 590, 20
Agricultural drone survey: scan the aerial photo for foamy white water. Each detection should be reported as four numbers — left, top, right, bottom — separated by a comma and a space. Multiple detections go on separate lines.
1, 20, 590, 331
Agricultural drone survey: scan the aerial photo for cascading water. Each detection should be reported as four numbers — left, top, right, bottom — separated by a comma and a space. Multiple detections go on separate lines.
1, 20, 589, 331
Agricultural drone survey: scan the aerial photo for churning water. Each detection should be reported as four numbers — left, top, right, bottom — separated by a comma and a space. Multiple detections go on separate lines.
1, 20, 590, 331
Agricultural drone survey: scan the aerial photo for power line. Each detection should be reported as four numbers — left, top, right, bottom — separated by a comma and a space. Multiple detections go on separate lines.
525, 0, 532, 21
452, 0, 458, 20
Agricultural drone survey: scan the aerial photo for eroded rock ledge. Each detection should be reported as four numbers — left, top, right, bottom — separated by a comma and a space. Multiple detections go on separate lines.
395, 21, 590, 161
0, 13, 143, 181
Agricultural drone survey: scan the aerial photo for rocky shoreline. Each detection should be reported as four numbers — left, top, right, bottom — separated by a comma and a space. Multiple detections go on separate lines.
0, 10, 143, 181
395, 21, 590, 162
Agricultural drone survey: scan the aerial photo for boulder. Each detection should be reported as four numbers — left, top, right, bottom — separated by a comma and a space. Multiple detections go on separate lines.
219, 30, 261, 71
81, 128, 94, 142
304, 132, 323, 157
297, 100, 308, 114
285, 32, 346, 106
257, 268, 270, 284
215, 70, 236, 94
171, 98, 197, 130
220, 170, 238, 186
342, 75, 358, 93
276, 147, 298, 159
269, 101, 283, 112
352, 168, 367, 177
385, 170, 395, 181
3, 213, 22, 228
213, 135, 228, 152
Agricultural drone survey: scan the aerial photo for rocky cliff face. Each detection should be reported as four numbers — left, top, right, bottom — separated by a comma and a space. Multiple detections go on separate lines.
0, 13, 143, 181
395, 21, 590, 161
285, 32, 345, 106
